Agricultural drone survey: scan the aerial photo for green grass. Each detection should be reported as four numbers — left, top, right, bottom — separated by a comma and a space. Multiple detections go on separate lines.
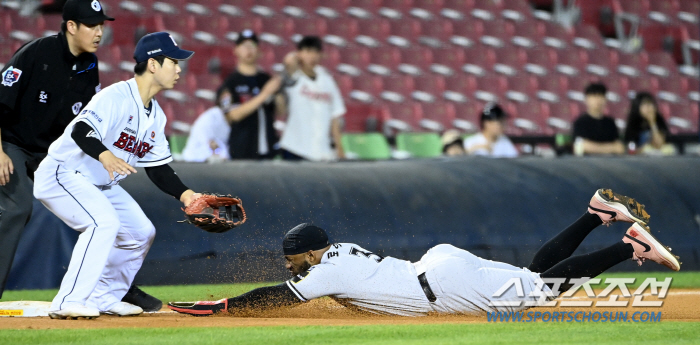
2, 272, 698, 344
1, 322, 698, 345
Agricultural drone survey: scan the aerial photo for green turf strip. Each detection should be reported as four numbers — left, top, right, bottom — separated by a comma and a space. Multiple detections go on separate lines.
1, 322, 698, 345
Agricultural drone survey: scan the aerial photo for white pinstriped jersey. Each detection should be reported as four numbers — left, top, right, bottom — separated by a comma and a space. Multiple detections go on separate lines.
285, 243, 433, 316
47, 78, 172, 186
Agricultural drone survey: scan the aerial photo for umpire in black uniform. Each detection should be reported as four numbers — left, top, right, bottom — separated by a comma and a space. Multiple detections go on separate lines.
0, 0, 159, 311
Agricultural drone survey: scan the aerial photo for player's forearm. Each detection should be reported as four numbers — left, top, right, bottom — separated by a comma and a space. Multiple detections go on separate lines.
226, 283, 302, 312
226, 93, 270, 123
144, 164, 191, 199
71, 121, 109, 160
582, 139, 625, 155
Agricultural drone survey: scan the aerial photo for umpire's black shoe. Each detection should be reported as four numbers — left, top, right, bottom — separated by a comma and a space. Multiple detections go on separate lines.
168, 298, 228, 316
122, 285, 163, 312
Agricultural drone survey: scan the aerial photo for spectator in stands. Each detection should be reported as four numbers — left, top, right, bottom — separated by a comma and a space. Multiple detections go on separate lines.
181, 105, 230, 162
463, 103, 518, 158
217, 30, 282, 160
572, 83, 625, 155
279, 36, 346, 161
624, 92, 676, 156
442, 129, 465, 156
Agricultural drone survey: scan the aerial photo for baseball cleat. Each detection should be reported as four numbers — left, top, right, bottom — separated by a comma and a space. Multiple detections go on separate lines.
588, 188, 650, 226
122, 285, 163, 312
101, 302, 143, 316
622, 223, 681, 271
49, 304, 100, 320
167, 298, 228, 316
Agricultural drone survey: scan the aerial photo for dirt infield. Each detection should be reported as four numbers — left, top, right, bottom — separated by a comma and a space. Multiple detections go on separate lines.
2, 289, 699, 330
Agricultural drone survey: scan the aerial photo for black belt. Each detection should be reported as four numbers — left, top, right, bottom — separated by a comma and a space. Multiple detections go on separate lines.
418, 272, 436, 302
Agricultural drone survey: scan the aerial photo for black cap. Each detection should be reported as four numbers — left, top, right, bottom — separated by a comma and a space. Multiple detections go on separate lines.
481, 103, 508, 121
584, 82, 607, 96
283, 223, 330, 255
63, 0, 115, 26
133, 32, 194, 63
235, 29, 259, 45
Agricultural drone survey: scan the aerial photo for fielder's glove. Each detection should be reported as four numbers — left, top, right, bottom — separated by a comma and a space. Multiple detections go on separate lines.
181, 193, 246, 233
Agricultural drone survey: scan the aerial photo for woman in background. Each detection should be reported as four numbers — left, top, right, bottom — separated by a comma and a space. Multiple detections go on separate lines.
624, 92, 676, 156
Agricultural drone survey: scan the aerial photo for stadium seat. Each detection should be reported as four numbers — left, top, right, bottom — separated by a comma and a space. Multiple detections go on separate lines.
325, 17, 360, 41
605, 100, 629, 126
154, 14, 195, 43
554, 48, 586, 76
395, 132, 443, 157
343, 102, 381, 132
678, 0, 699, 24
443, 74, 477, 102
443, 0, 473, 12
480, 19, 514, 48
369, 46, 402, 74
665, 101, 699, 134
350, 74, 383, 102
380, 101, 424, 131
573, 24, 605, 50
616, 51, 649, 77
474, 74, 508, 103
453, 101, 483, 132
341, 133, 391, 160
381, 75, 415, 102
260, 16, 295, 38
506, 75, 537, 103
412, 74, 446, 102
656, 76, 684, 103
599, 74, 630, 103
420, 101, 456, 131
524, 48, 557, 76
338, 45, 371, 70
511, 20, 543, 48
585, 47, 615, 76
389, 17, 422, 38
536, 75, 568, 103
613, 0, 650, 18
420, 18, 454, 44
544, 100, 579, 131
493, 45, 526, 75
450, 19, 484, 44
462, 45, 496, 75
334, 74, 354, 98
542, 20, 572, 49
508, 101, 550, 135
399, 47, 433, 75
648, 0, 679, 24
357, 17, 391, 43
293, 16, 328, 37
227, 16, 263, 34
430, 46, 466, 75
501, 0, 533, 22
646, 51, 678, 77
685, 77, 699, 102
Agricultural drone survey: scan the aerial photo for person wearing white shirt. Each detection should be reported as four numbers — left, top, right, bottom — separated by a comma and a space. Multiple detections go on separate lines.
279, 36, 346, 161
463, 103, 518, 158
181, 106, 230, 162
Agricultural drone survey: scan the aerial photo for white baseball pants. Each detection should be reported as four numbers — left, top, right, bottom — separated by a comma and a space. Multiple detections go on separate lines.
33, 158, 155, 312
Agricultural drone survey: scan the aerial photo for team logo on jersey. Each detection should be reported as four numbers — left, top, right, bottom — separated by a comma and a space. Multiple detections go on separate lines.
127, 115, 133, 124
300, 85, 331, 102
72, 102, 83, 115
95, 83, 102, 93
91, 0, 101, 11
113, 132, 153, 158
1, 66, 22, 87
150, 131, 156, 141
38, 91, 49, 103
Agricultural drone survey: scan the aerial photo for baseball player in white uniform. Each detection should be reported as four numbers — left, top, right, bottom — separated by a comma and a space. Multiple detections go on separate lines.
34, 32, 203, 319
169, 189, 680, 316
278, 36, 346, 161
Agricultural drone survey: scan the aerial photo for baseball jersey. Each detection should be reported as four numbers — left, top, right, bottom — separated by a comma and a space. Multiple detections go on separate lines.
285, 243, 432, 316
278, 66, 346, 161
47, 78, 171, 186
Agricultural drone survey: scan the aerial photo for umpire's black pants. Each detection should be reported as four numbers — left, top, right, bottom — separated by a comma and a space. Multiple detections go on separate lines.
0, 141, 46, 299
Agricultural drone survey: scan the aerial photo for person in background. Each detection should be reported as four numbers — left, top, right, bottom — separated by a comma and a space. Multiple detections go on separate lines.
572, 83, 625, 155
624, 92, 676, 156
463, 103, 518, 158
181, 105, 230, 162
441, 129, 465, 156
279, 36, 346, 161
217, 30, 282, 160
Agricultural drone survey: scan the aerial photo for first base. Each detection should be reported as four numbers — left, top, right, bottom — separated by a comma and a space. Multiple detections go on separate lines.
0, 301, 51, 317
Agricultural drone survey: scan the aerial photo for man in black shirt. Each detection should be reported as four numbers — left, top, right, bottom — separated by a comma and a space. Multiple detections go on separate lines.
572, 83, 625, 155
217, 30, 282, 159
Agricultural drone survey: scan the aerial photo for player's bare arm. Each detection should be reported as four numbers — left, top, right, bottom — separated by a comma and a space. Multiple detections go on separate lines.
0, 134, 14, 186
98, 150, 137, 181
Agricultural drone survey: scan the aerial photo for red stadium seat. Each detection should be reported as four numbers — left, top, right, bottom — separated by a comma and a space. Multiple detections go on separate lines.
381, 75, 415, 101
351, 75, 384, 98
508, 101, 550, 135
462, 45, 496, 75
325, 17, 360, 40
648, 0, 679, 24
585, 47, 615, 76
444, 74, 477, 102
283, 1, 319, 17
412, 0, 446, 15
381, 0, 414, 13
525, 48, 557, 75
338, 45, 371, 69
472, 0, 502, 13
646, 51, 678, 77
665, 101, 699, 134
443, 0, 473, 12
542, 20, 573, 49
369, 46, 402, 70
348, 0, 383, 14
656, 76, 684, 102
154, 14, 195, 42
255, 0, 286, 11
451, 102, 482, 133
431, 46, 466, 74
260, 16, 295, 38
544, 100, 580, 131
480, 19, 514, 47
554, 48, 586, 76
293, 16, 328, 37
573, 24, 605, 50
420, 18, 454, 42
421, 101, 457, 131
389, 17, 422, 38
599, 74, 630, 103
227, 16, 263, 34
412, 74, 446, 102
506, 75, 537, 103
334, 74, 354, 98
536, 75, 568, 103
399, 47, 433, 74
501, 0, 533, 21
493, 45, 527, 75
678, 1, 699, 23
474, 74, 508, 102
343, 101, 381, 132
616, 51, 649, 76
450, 19, 484, 42
357, 18, 391, 42
613, 0, 650, 17
511, 20, 543, 48
380, 101, 424, 131
605, 100, 629, 125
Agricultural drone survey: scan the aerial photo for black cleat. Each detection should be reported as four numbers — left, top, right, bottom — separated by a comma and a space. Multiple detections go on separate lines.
168, 299, 228, 316
122, 285, 163, 312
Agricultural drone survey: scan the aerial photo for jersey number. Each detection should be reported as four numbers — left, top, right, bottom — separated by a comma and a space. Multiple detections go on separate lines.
349, 247, 383, 263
